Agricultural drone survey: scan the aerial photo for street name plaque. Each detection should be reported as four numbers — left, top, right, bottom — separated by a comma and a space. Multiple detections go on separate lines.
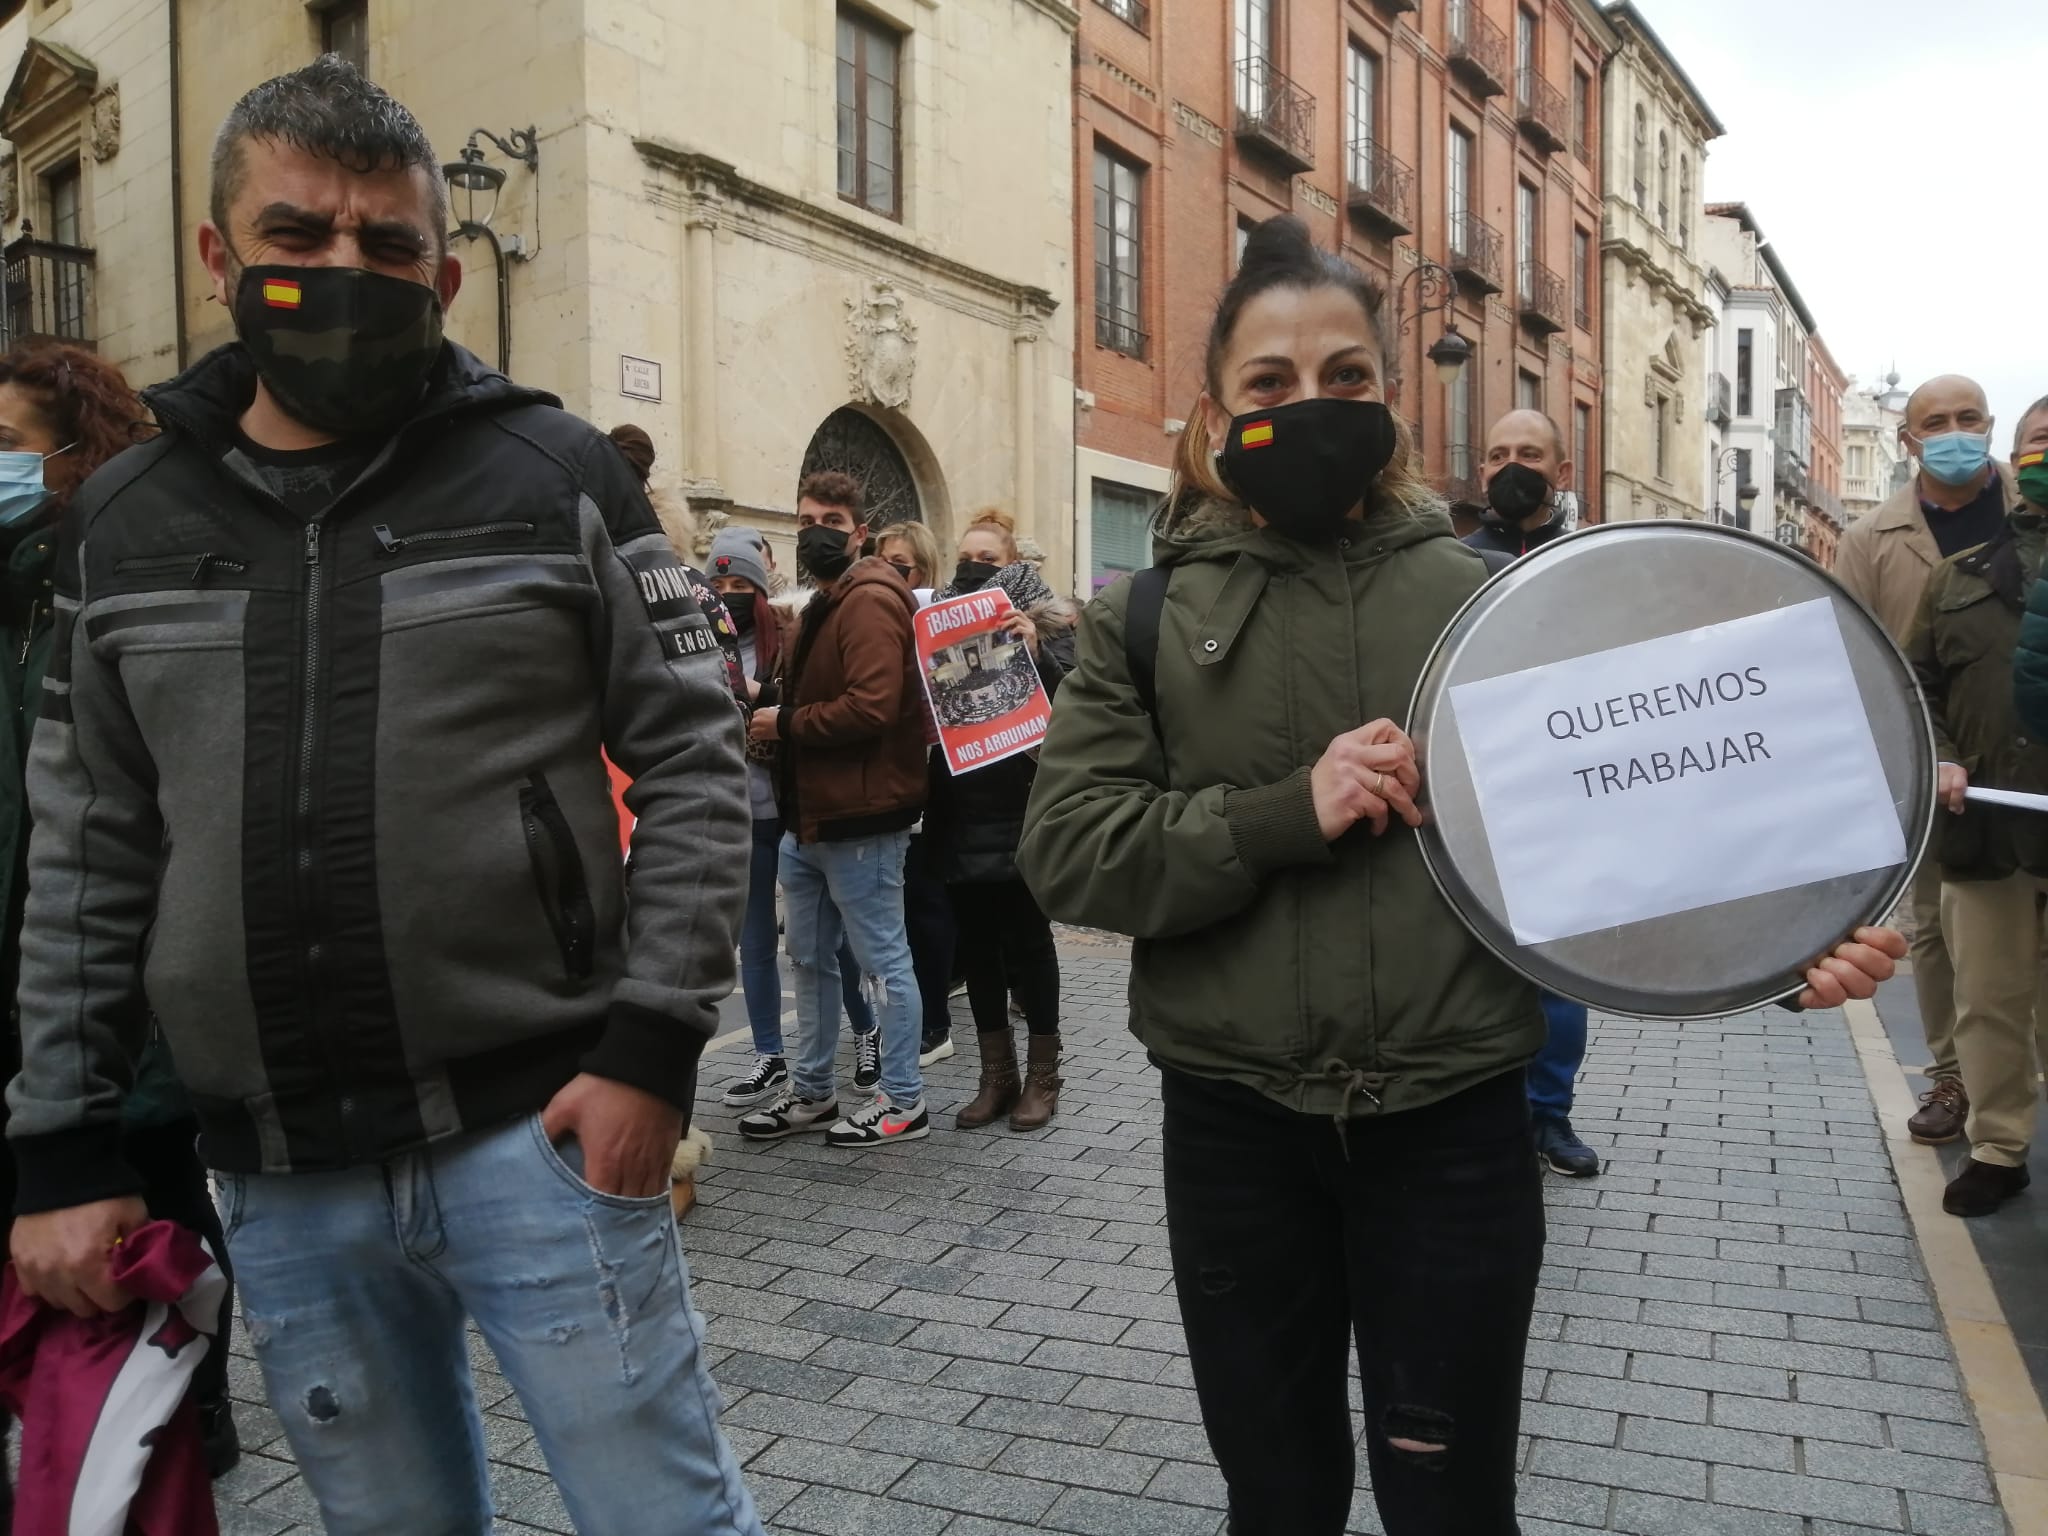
1409, 521, 1934, 1019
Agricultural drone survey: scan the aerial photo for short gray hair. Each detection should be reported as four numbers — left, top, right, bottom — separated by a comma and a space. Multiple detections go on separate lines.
2016, 394, 2048, 455
209, 55, 448, 250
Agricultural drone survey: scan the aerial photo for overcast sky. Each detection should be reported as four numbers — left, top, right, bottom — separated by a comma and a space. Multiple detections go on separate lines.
1633, 0, 2044, 440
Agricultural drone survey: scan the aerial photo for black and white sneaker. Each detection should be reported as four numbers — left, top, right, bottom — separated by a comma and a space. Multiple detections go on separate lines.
918, 1034, 955, 1067
853, 1029, 881, 1091
826, 1093, 930, 1149
739, 1090, 840, 1142
721, 1054, 790, 1109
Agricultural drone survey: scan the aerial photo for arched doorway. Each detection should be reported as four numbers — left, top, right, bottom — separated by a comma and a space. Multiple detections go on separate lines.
800, 405, 944, 535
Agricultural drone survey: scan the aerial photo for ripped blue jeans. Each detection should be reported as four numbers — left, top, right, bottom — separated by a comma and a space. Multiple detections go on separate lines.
215, 1115, 763, 1536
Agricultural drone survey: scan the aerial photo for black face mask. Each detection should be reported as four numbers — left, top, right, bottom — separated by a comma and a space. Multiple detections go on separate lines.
951, 559, 1000, 592
1485, 462, 1553, 524
232, 264, 444, 439
887, 560, 918, 585
1217, 398, 1398, 543
722, 590, 758, 633
797, 523, 856, 583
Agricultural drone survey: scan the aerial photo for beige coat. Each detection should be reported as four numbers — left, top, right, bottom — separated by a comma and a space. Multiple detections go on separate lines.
1834, 463, 2019, 644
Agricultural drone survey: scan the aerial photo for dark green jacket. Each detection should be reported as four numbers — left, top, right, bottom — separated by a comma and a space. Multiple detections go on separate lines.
1017, 494, 1544, 1120
1906, 512, 2048, 880
0, 520, 187, 1132
2014, 545, 2048, 742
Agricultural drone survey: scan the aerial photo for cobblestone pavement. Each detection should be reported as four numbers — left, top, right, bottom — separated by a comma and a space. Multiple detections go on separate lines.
213, 937, 2013, 1534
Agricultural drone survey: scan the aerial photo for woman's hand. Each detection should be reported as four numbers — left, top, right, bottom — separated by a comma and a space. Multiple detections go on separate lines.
1004, 610, 1041, 656
1310, 720, 1423, 841
747, 706, 781, 744
1796, 926, 1907, 1010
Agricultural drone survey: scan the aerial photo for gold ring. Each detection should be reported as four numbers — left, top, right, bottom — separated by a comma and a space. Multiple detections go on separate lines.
1373, 771, 1386, 796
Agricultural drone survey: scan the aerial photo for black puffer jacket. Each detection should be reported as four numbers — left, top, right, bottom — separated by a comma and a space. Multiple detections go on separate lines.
925, 591, 1076, 883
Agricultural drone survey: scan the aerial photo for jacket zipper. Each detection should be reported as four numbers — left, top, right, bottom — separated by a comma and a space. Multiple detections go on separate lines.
115, 552, 248, 584
373, 520, 534, 554
519, 775, 595, 979
19, 599, 40, 665
298, 519, 347, 1131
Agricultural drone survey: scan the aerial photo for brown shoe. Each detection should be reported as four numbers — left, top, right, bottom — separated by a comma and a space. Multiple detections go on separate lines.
1942, 1158, 2030, 1218
956, 1030, 1020, 1128
1010, 1034, 1063, 1131
1907, 1079, 1968, 1145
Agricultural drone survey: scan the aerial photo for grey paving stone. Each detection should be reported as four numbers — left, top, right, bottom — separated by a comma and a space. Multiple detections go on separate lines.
933, 1356, 1081, 1403
890, 1460, 1064, 1521
773, 1483, 952, 1536
749, 1435, 914, 1495
1801, 1440, 1995, 1502
1608, 1489, 1802, 1535
1710, 1393, 1885, 1445
1545, 1371, 1708, 1424
850, 1412, 1013, 1469
807, 1335, 955, 1384
992, 1300, 1132, 1344
722, 1391, 873, 1444
1713, 1465, 1905, 1526
1617, 1416, 1795, 1472
1105, 1417, 1217, 1462
828, 1376, 987, 1427
1144, 1457, 1230, 1508
871, 1286, 1009, 1327
1526, 1442, 1707, 1499
994, 1435, 1161, 1493
1626, 1351, 1791, 1399
713, 1349, 859, 1400
784, 1300, 918, 1344
766, 1267, 898, 1309
967, 1394, 1124, 1446
902, 1318, 1044, 1363
1905, 1490, 2011, 1535
1064, 1374, 1206, 1423
1043, 1486, 1226, 1535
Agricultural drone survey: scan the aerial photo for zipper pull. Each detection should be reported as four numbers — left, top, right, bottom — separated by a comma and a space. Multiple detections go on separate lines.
304, 524, 321, 565
373, 525, 401, 554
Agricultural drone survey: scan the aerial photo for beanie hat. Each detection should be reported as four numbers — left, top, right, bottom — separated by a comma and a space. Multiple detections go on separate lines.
708, 526, 773, 593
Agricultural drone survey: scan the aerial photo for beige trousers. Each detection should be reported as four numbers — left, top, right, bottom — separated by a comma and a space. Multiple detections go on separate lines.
1910, 859, 1959, 1081
1941, 873, 2048, 1167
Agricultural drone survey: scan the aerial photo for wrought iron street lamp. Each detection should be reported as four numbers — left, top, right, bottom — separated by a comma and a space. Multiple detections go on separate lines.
1390, 258, 1471, 391
1717, 447, 1760, 526
442, 127, 539, 374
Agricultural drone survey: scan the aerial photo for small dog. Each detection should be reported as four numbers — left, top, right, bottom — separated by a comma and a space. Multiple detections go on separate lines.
670, 1127, 713, 1221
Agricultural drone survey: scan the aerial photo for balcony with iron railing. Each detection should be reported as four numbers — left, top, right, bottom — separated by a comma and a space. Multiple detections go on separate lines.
1447, 4, 1509, 97
1775, 453, 1810, 503
1345, 139, 1414, 238
1710, 372, 1732, 427
1093, 0, 1148, 34
1234, 56, 1316, 174
3, 236, 94, 348
1447, 209, 1504, 295
1514, 69, 1568, 155
1445, 442, 1484, 508
1095, 309, 1149, 361
1516, 258, 1567, 336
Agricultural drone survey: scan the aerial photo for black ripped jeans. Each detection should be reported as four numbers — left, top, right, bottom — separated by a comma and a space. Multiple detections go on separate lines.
1160, 1064, 1545, 1536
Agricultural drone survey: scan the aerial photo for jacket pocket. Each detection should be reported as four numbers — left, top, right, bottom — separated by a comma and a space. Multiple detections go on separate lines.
374, 520, 537, 554
114, 553, 247, 584
519, 773, 596, 980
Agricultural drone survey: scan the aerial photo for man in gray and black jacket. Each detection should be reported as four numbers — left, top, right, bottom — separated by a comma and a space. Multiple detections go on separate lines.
4, 58, 765, 1536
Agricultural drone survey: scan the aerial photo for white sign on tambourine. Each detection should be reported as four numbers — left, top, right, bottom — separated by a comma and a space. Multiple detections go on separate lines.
1449, 598, 1906, 946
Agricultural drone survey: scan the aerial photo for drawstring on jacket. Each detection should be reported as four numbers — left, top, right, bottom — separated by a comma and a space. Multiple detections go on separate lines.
1313, 1061, 1391, 1161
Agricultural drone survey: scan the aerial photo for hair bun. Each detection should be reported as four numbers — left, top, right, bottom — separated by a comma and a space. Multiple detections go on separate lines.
968, 505, 1016, 534
1237, 215, 1317, 277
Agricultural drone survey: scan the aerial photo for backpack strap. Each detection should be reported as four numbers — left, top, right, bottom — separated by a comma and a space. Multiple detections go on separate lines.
1123, 564, 1169, 730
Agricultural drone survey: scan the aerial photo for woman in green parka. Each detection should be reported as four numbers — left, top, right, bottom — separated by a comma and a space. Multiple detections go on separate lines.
1016, 218, 1902, 1536
0, 344, 240, 1488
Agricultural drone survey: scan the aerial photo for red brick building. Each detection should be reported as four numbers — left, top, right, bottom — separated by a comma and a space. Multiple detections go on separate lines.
1073, 0, 1615, 589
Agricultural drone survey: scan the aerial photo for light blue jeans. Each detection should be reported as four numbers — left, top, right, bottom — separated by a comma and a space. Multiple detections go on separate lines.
780, 827, 925, 1106
216, 1115, 763, 1536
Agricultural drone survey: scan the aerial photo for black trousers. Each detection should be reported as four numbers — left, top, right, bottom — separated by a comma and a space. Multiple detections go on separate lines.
125, 1117, 236, 1412
1161, 1065, 1545, 1536
904, 833, 957, 1041
948, 879, 1060, 1036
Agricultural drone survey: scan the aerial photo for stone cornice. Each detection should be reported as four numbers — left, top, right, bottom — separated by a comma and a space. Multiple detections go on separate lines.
1018, 0, 1081, 29
634, 140, 1060, 320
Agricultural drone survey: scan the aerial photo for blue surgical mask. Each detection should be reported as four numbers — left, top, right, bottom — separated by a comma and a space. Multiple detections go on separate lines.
1917, 430, 1993, 487
0, 444, 72, 529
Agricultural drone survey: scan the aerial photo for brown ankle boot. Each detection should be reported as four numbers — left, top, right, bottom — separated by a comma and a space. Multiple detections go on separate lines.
1010, 1034, 1062, 1130
956, 1030, 1020, 1128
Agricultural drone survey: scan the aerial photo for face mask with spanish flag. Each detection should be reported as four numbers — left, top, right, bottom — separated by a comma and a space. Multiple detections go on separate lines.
1216, 397, 1399, 543
232, 264, 445, 439
2017, 447, 2048, 512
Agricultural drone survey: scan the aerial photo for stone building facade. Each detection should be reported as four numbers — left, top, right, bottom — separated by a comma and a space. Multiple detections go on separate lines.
1070, 0, 1615, 590
1842, 374, 1907, 529
1, 0, 1077, 581
1595, 0, 1718, 525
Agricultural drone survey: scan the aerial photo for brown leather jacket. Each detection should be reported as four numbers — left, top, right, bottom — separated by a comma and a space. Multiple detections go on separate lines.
774, 558, 928, 843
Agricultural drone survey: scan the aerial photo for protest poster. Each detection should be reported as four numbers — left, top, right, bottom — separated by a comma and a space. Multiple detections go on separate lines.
913, 587, 1052, 776
1448, 597, 1906, 946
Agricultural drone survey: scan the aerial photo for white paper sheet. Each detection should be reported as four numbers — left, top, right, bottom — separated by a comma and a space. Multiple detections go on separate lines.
1448, 598, 1907, 945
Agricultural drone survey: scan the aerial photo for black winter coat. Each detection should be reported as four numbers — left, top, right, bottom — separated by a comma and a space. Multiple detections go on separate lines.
925, 616, 1076, 883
